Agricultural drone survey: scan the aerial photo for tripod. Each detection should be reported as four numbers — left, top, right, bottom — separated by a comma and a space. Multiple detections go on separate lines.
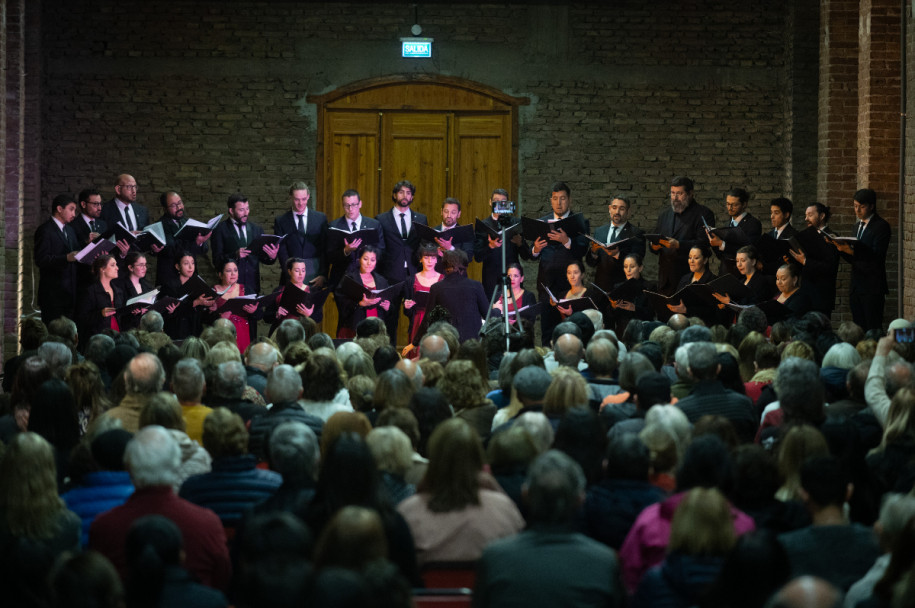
482, 222, 522, 353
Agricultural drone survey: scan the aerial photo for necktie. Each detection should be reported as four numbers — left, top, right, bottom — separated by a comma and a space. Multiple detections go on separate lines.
731, 219, 738, 227
63, 227, 73, 250
351, 221, 358, 232
90, 220, 97, 233
123, 207, 134, 231
236, 222, 246, 248
857, 222, 865, 239
608, 226, 618, 244
400, 213, 408, 239
297, 214, 306, 235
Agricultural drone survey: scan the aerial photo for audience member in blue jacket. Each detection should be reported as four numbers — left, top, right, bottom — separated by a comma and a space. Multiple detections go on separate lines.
62, 428, 135, 546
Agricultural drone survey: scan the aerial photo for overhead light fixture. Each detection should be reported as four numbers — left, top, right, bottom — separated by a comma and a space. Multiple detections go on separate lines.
401, 4, 432, 58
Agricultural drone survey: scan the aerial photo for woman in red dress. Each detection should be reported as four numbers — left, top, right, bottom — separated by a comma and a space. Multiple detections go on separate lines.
209, 259, 260, 354
404, 244, 443, 343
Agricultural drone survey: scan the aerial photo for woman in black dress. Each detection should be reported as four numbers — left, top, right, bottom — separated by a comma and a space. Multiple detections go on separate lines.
667, 245, 717, 325
160, 253, 214, 340
78, 254, 125, 338
607, 253, 654, 335
334, 245, 391, 339
113, 251, 153, 331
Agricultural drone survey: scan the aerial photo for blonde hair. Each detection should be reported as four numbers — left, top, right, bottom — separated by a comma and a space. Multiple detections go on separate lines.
543, 367, 589, 417
0, 433, 66, 538
639, 404, 691, 474
205, 341, 242, 366
366, 426, 413, 477
202, 407, 248, 459
880, 387, 915, 449
781, 340, 815, 362
777, 424, 829, 501
668, 487, 736, 555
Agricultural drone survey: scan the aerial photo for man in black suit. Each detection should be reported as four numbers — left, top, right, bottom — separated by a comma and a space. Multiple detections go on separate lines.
706, 187, 762, 278
100, 173, 150, 233
431, 197, 474, 263
375, 180, 429, 339
767, 197, 798, 240
473, 188, 529, 300
586, 195, 646, 292
425, 249, 489, 343
531, 181, 590, 346
72, 187, 122, 295
789, 202, 840, 316
273, 181, 328, 288
34, 193, 80, 324
649, 176, 716, 295
833, 188, 891, 331
211, 192, 279, 296
156, 191, 212, 286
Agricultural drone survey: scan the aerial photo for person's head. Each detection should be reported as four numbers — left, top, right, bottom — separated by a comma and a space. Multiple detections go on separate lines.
314, 506, 388, 572
159, 191, 184, 220
683, 341, 718, 382
374, 368, 415, 411
392, 180, 415, 208
202, 407, 248, 459
91, 254, 119, 283
490, 188, 509, 214
565, 260, 585, 288
875, 493, 915, 552
114, 173, 138, 203
775, 264, 800, 295
366, 426, 414, 477
776, 357, 825, 426
51, 550, 123, 608
799, 456, 851, 511
320, 412, 372, 459
687, 245, 710, 274
617, 351, 655, 393
225, 192, 250, 224
0, 432, 64, 538
440, 197, 461, 228
622, 253, 643, 280
288, 181, 310, 214
441, 248, 468, 276
770, 197, 793, 229
487, 425, 539, 471
341, 188, 362, 221
124, 251, 148, 280
266, 364, 303, 404
19, 317, 48, 350
805, 202, 830, 229
139, 391, 185, 431
553, 407, 606, 483
853, 187, 877, 220
285, 257, 308, 286
418, 242, 438, 272
675, 435, 733, 493
735, 245, 758, 278
247, 341, 280, 373
553, 333, 584, 368
604, 434, 652, 481
438, 359, 487, 410
77, 187, 104, 219
124, 352, 165, 395
669, 176, 694, 213
608, 196, 631, 226
138, 309, 164, 333
269, 421, 320, 483
423, 418, 484, 512
124, 425, 181, 488
358, 245, 381, 274
705, 530, 791, 608
418, 333, 450, 364
725, 187, 749, 218
37, 341, 72, 379
51, 193, 78, 223
737, 306, 768, 335
767, 576, 842, 608
550, 181, 572, 216
585, 338, 618, 378
821, 342, 861, 370
300, 353, 344, 403
28, 378, 80, 452
217, 259, 240, 287
543, 367, 589, 416
523, 450, 586, 525
170, 357, 205, 403
669, 487, 736, 556
880, 387, 915, 448
123, 515, 186, 608
513, 365, 553, 405
634, 371, 672, 411
395, 357, 423, 390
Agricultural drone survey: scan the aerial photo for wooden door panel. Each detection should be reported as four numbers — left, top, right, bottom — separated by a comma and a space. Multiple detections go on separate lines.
326, 112, 380, 217
452, 114, 511, 230
381, 113, 449, 221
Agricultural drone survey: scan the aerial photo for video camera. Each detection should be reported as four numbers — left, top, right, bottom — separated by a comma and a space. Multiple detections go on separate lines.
492, 199, 517, 226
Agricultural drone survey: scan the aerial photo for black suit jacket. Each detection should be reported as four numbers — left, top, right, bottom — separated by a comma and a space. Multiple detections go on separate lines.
113, 276, 153, 332
156, 214, 211, 287
327, 216, 385, 288
71, 214, 111, 295
767, 223, 799, 240
652, 201, 716, 295
842, 214, 891, 295
426, 272, 490, 342
715, 214, 762, 277
77, 282, 125, 338
473, 215, 530, 300
274, 209, 328, 284
800, 227, 840, 314
101, 199, 149, 231
376, 208, 429, 283
211, 220, 274, 295
34, 219, 79, 322
585, 222, 646, 291
533, 212, 591, 296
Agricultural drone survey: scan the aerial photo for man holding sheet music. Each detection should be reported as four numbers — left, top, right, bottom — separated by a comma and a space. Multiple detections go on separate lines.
787, 203, 840, 316
431, 198, 474, 260
101, 174, 150, 234
529, 181, 590, 346
831, 188, 891, 331
327, 189, 384, 289
155, 191, 213, 286
649, 176, 715, 295
473, 188, 529, 299
274, 181, 328, 289
705, 188, 762, 278
34, 193, 80, 324
585, 195, 645, 292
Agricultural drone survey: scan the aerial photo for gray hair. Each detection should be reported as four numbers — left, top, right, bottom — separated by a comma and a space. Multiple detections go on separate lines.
266, 364, 302, 404
585, 338, 618, 376
582, 309, 603, 332
246, 342, 279, 370
171, 358, 205, 402
276, 319, 305, 352
524, 450, 586, 524
125, 425, 181, 488
820, 342, 862, 370
85, 334, 115, 367
513, 366, 552, 403
124, 352, 166, 395
214, 360, 247, 400
139, 310, 165, 333
686, 341, 719, 381
48, 317, 78, 343
775, 357, 823, 414
268, 421, 319, 481
37, 341, 72, 378
366, 426, 414, 477
674, 345, 691, 382
514, 412, 554, 453
336, 341, 364, 367
878, 493, 915, 546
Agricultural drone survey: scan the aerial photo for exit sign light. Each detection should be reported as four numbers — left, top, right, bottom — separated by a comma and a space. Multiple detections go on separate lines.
402, 38, 433, 58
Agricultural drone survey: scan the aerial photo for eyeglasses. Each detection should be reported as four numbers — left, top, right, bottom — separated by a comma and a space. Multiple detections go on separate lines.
343, 203, 361, 209
118, 184, 138, 190
85, 201, 103, 207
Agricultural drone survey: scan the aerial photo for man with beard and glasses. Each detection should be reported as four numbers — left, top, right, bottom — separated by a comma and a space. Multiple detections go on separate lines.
586, 195, 646, 292
156, 191, 212, 286
211, 192, 279, 297
649, 176, 715, 295
787, 202, 840, 316
706, 187, 762, 279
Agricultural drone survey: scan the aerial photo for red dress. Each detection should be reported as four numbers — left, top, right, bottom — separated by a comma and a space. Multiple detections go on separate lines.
214, 284, 251, 354
409, 273, 443, 343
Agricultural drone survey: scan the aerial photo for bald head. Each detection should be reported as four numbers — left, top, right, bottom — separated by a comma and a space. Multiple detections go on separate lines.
124, 352, 166, 395
554, 333, 584, 368
419, 334, 449, 364
395, 357, 423, 389
668, 314, 689, 332
246, 341, 279, 371
768, 576, 841, 608
115, 174, 138, 203
212, 318, 237, 337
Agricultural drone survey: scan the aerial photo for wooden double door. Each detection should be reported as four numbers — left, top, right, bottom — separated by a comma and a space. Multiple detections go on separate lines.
308, 75, 528, 345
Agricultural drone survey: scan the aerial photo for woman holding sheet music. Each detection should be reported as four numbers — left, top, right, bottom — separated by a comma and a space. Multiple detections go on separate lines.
667, 246, 718, 325
607, 253, 654, 334
207, 259, 260, 353
711, 245, 775, 309
160, 253, 215, 340
491, 263, 537, 323
113, 252, 153, 331
774, 263, 812, 319
334, 245, 391, 339
265, 257, 319, 325
550, 261, 589, 318
404, 244, 443, 343
78, 255, 125, 338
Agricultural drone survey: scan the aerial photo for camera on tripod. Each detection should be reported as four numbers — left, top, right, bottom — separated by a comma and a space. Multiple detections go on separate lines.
492, 199, 516, 226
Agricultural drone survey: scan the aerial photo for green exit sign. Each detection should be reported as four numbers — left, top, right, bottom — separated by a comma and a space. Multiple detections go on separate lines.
402, 38, 433, 58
